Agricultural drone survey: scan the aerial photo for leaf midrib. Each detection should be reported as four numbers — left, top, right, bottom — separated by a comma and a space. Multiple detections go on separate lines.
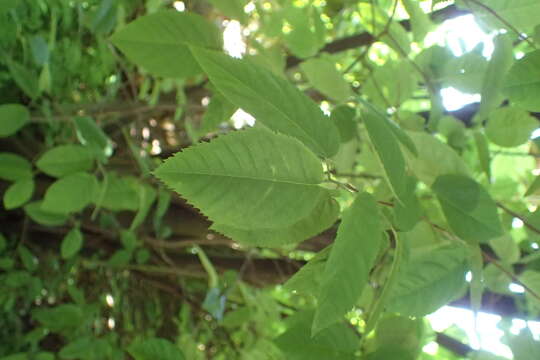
157, 169, 321, 186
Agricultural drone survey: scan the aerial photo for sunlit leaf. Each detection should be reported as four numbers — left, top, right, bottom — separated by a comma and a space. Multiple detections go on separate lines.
0, 104, 30, 137
191, 47, 340, 157
155, 127, 328, 229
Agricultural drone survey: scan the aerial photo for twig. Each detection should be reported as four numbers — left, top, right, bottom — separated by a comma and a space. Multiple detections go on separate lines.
496, 202, 540, 235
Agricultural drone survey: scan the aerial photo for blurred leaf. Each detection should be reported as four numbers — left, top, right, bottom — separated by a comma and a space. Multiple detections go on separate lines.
0, 152, 32, 182
29, 36, 49, 66
283, 5, 325, 58
330, 105, 357, 143
24, 201, 68, 226
503, 50, 540, 112
42, 172, 98, 214
402, 0, 432, 42
36, 145, 94, 177
485, 107, 537, 147
61, 227, 84, 259
0, 104, 30, 137
7, 60, 39, 99
208, 0, 247, 23
507, 328, 540, 360
3, 178, 34, 209
73, 117, 113, 160
300, 56, 352, 103
128, 338, 185, 360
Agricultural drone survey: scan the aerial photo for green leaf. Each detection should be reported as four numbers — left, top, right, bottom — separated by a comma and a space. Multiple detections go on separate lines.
192, 93, 236, 140
59, 337, 112, 360
474, 130, 491, 181
489, 234, 520, 265
368, 315, 424, 360
7, 60, 39, 99
42, 172, 98, 214
300, 56, 352, 103
283, 5, 325, 59
364, 61, 418, 108
432, 174, 503, 243
443, 50, 488, 94
100, 173, 140, 211
155, 127, 327, 229
460, 0, 540, 32
330, 105, 357, 143
36, 145, 94, 177
363, 112, 407, 202
485, 107, 538, 147
128, 338, 185, 360
110, 11, 222, 78
388, 243, 468, 316
403, 132, 470, 186
3, 178, 34, 209
0, 152, 32, 182
24, 201, 68, 226
130, 183, 157, 231
0, 104, 30, 137
474, 34, 513, 123
61, 227, 84, 259
208, 0, 247, 23
313, 192, 382, 333
211, 194, 339, 247
507, 328, 540, 360
29, 35, 49, 66
525, 175, 540, 197
402, 0, 432, 42
503, 50, 540, 112
32, 304, 84, 333
190, 47, 340, 158
18, 245, 37, 272
274, 310, 358, 360
284, 246, 332, 297
74, 117, 113, 159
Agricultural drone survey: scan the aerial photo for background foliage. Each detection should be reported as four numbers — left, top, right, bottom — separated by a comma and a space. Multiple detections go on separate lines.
2, 0, 540, 359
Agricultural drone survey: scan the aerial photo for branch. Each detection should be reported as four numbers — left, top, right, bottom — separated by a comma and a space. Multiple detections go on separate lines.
285, 4, 470, 68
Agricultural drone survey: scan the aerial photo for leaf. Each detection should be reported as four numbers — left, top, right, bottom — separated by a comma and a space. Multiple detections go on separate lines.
474, 130, 491, 181
18, 245, 37, 272
300, 56, 352, 103
402, 0, 432, 42
283, 5, 325, 59
192, 93, 236, 140
24, 201, 68, 226
208, 0, 247, 23
503, 50, 540, 112
190, 47, 340, 158
0, 104, 30, 137
7, 59, 39, 99
364, 61, 418, 108
485, 107, 538, 147
507, 328, 540, 360
0, 152, 32, 182
525, 176, 540, 197
274, 310, 358, 360
211, 194, 339, 247
330, 105, 357, 143
155, 127, 327, 229
3, 178, 34, 209
36, 145, 94, 177
284, 246, 332, 297
489, 234, 520, 265
61, 227, 84, 259
388, 243, 468, 316
42, 172, 98, 214
59, 337, 112, 360
432, 174, 503, 243
313, 192, 382, 333
474, 34, 513, 123
459, 0, 540, 32
403, 132, 470, 186
443, 50, 488, 94
100, 173, 140, 211
32, 304, 84, 333
130, 183, 157, 231
393, 176, 423, 231
369, 315, 424, 360
363, 112, 407, 202
110, 11, 222, 78
73, 117, 113, 160
128, 338, 185, 360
